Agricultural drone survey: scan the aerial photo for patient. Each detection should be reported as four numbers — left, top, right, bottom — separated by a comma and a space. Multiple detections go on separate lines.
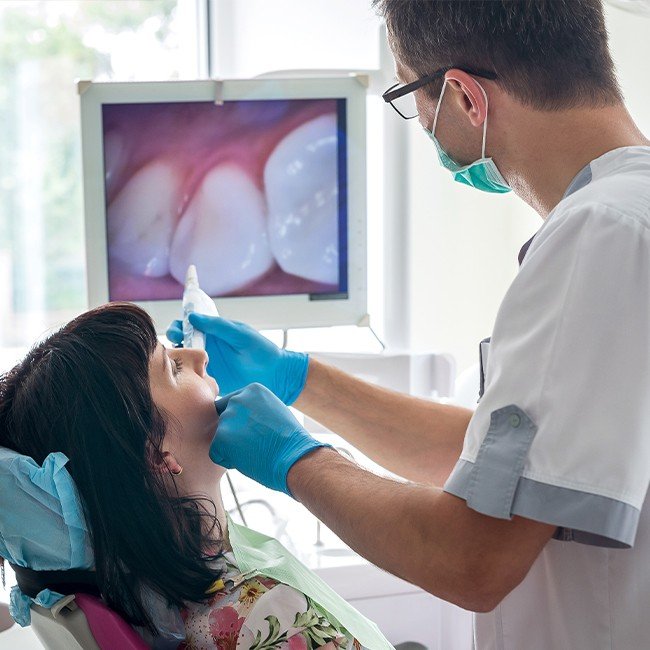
0, 303, 361, 649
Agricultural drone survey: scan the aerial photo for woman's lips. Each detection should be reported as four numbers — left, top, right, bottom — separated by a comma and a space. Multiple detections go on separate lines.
104, 99, 342, 301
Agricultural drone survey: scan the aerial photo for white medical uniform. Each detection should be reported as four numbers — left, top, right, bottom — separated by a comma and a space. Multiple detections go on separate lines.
444, 146, 650, 649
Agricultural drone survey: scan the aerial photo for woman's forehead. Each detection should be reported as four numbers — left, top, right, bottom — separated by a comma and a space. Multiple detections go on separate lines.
150, 343, 167, 377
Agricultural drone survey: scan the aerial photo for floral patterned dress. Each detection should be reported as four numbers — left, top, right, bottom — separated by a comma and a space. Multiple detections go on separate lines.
178, 552, 363, 650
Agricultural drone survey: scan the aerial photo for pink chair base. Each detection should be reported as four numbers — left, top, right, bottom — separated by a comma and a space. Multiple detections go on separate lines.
74, 594, 149, 649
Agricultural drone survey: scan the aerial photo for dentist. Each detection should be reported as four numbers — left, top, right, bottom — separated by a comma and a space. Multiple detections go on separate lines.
170, 1, 650, 647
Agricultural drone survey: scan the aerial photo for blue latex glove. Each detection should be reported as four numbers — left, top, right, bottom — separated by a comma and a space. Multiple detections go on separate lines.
212, 383, 330, 496
165, 319, 184, 347
166, 315, 309, 405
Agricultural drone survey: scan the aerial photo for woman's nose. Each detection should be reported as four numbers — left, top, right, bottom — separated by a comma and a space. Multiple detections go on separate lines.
186, 348, 208, 376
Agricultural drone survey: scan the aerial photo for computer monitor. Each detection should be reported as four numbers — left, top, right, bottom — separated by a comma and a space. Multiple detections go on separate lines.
79, 77, 367, 331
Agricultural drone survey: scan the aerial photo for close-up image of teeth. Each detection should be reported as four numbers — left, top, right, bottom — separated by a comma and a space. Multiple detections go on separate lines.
103, 98, 347, 302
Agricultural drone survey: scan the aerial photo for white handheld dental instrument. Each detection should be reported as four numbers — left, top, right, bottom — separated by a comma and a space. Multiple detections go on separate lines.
182, 264, 219, 350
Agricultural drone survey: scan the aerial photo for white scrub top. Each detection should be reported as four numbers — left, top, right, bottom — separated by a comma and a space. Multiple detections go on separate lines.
444, 146, 650, 649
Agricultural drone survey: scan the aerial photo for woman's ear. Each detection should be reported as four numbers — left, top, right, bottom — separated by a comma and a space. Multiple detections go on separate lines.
149, 449, 183, 476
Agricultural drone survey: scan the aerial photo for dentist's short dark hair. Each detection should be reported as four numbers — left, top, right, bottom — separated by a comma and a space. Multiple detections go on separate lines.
372, 0, 622, 110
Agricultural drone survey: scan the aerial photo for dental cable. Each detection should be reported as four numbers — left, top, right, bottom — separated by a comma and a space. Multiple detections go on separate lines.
368, 324, 386, 352
226, 472, 248, 527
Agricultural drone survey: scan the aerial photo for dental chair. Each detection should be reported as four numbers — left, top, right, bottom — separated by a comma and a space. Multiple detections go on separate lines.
1, 446, 412, 650
9, 564, 148, 650
0, 447, 179, 650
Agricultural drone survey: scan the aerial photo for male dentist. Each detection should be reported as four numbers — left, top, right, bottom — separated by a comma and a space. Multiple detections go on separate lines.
170, 1, 650, 647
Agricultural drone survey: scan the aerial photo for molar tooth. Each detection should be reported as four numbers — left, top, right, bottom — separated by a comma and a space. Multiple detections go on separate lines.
169, 164, 274, 295
107, 160, 181, 277
264, 113, 339, 285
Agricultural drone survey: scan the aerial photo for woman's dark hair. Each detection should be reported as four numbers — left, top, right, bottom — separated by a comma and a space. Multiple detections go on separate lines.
373, 0, 622, 110
0, 303, 223, 633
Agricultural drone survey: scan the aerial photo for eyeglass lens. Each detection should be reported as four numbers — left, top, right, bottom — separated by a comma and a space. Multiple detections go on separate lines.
390, 90, 419, 119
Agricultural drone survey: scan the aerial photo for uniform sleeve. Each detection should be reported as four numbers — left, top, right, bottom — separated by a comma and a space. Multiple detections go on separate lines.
444, 205, 650, 548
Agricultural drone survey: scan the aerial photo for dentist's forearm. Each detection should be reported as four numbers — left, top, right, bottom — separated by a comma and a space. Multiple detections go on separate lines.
288, 448, 459, 601
293, 358, 472, 486
287, 447, 555, 612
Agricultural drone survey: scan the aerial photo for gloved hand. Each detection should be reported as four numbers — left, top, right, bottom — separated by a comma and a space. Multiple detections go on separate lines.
212, 383, 330, 496
166, 315, 309, 405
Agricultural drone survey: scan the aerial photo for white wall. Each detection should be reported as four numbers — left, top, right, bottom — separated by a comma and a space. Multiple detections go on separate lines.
405, 3, 650, 374
211, 0, 380, 77
606, 2, 650, 131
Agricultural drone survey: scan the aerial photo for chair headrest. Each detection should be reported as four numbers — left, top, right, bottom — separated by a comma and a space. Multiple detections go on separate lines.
0, 447, 186, 646
0, 447, 93, 571
0, 446, 93, 627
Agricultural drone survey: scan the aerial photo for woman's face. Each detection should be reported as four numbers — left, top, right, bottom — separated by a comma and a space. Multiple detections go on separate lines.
148, 342, 221, 476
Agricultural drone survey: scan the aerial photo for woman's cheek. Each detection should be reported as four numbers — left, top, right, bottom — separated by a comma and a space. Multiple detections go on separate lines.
201, 401, 219, 438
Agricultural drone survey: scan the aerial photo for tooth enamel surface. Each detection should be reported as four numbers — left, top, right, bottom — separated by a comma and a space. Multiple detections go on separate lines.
104, 130, 127, 197
107, 160, 181, 277
264, 113, 339, 285
169, 164, 274, 295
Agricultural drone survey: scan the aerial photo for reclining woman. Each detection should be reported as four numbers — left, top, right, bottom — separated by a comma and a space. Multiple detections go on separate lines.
0, 302, 366, 649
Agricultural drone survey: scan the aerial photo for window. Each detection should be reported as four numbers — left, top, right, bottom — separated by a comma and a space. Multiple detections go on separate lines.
0, 0, 203, 350
0, 0, 386, 359
0, 0, 204, 606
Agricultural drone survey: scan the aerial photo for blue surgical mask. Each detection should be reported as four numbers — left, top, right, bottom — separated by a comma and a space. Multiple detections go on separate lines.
424, 80, 511, 194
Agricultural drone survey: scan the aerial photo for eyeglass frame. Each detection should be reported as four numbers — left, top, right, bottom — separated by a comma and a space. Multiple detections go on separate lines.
382, 66, 498, 120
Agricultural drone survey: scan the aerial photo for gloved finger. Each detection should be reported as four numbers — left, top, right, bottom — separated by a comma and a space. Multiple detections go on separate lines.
189, 313, 247, 346
214, 394, 231, 416
208, 442, 228, 467
166, 320, 184, 346
214, 387, 247, 415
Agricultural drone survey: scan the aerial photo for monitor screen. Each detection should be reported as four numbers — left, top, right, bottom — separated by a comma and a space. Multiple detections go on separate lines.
102, 98, 348, 302
81, 77, 367, 330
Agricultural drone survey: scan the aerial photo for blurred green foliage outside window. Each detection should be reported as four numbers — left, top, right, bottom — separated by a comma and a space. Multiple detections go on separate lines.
0, 0, 194, 347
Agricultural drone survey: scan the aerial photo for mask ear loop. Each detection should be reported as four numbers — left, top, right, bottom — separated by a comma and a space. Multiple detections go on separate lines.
432, 79, 489, 159
476, 81, 489, 159
431, 79, 448, 138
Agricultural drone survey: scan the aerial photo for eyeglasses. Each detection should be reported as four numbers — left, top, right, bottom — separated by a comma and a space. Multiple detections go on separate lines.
382, 67, 498, 120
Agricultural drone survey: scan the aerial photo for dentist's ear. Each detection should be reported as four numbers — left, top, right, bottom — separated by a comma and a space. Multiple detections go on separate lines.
444, 69, 489, 128
149, 449, 184, 476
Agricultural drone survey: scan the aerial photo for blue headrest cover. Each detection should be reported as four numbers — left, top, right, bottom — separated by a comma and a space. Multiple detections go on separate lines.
0, 447, 186, 645
0, 447, 93, 625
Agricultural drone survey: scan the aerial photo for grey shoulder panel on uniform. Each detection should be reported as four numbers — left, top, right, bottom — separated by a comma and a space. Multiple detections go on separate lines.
462, 405, 537, 520
445, 402, 639, 548
445, 458, 639, 549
